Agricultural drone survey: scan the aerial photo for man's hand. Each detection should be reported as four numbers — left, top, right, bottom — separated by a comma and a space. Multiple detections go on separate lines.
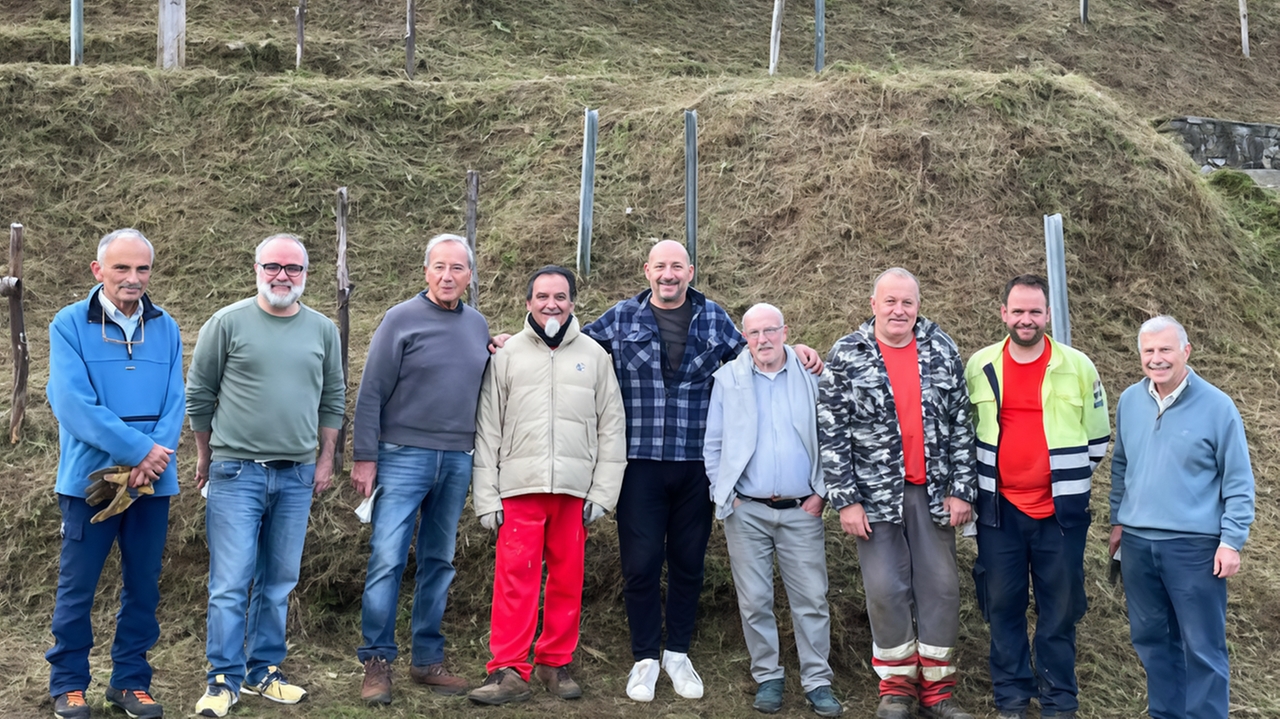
488, 333, 513, 354
793, 344, 825, 375
1214, 546, 1242, 578
133, 444, 174, 487
1108, 525, 1123, 558
944, 496, 973, 527
838, 503, 872, 539
313, 458, 334, 494
351, 460, 377, 498
801, 494, 825, 518
194, 431, 212, 490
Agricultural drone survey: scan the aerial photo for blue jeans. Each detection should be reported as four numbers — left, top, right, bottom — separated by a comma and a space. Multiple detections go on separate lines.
357, 444, 473, 666
974, 495, 1088, 714
47, 494, 170, 696
1121, 533, 1229, 719
205, 460, 315, 689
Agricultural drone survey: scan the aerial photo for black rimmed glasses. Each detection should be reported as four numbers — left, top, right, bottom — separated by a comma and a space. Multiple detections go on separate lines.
101, 307, 145, 358
258, 262, 306, 278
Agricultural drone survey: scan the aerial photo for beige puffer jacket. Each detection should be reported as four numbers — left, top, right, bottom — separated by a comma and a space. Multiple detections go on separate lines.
472, 316, 627, 516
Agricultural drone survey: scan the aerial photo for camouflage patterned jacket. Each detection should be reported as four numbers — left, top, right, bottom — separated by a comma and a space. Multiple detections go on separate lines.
817, 316, 977, 527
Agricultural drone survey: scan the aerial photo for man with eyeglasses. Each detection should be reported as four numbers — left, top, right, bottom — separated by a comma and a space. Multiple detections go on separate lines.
45, 228, 184, 719
704, 303, 842, 717
187, 233, 345, 718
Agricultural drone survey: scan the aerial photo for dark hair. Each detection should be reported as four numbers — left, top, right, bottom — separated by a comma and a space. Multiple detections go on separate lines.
1003, 274, 1050, 304
526, 265, 577, 301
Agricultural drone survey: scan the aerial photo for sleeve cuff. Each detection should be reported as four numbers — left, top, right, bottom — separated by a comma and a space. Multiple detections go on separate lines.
188, 414, 214, 432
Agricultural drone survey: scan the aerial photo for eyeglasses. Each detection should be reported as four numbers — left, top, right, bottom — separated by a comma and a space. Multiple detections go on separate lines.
101, 308, 144, 358
745, 325, 785, 341
258, 262, 306, 278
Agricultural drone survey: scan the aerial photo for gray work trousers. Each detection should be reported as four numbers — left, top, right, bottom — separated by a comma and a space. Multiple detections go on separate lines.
856, 483, 960, 656
724, 499, 834, 691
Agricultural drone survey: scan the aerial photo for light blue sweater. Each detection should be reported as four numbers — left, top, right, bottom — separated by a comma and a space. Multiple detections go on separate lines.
1108, 369, 1255, 550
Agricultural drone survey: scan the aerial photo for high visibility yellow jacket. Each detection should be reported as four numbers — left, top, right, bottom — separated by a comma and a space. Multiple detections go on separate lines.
965, 337, 1110, 528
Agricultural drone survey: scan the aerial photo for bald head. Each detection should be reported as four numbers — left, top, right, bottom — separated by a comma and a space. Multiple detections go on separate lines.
648, 239, 690, 265
743, 302, 784, 327
644, 240, 695, 310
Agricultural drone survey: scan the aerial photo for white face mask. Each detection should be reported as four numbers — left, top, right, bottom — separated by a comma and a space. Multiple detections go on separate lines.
543, 317, 561, 336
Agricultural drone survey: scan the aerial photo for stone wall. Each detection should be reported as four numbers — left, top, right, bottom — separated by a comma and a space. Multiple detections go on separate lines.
1157, 116, 1280, 171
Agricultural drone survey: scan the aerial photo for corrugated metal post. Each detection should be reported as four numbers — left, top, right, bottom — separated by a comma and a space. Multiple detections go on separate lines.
814, 0, 825, 73
769, 0, 785, 75
70, 0, 84, 66
157, 0, 186, 69
405, 0, 417, 78
1044, 213, 1071, 347
465, 170, 481, 308
1239, 0, 1250, 58
1080, 0, 1088, 25
295, 0, 306, 70
577, 109, 598, 276
334, 188, 352, 477
685, 110, 699, 280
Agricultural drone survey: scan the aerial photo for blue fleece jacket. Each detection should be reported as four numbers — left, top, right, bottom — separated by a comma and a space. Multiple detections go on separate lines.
47, 286, 185, 497
1108, 369, 1254, 550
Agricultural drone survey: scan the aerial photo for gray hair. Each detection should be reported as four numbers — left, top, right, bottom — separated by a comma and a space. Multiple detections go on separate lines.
255, 233, 310, 268
743, 302, 785, 326
871, 267, 921, 299
97, 228, 155, 263
1137, 315, 1189, 352
424, 233, 475, 270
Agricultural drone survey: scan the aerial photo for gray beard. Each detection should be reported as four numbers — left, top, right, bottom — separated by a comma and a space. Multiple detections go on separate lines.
258, 277, 305, 308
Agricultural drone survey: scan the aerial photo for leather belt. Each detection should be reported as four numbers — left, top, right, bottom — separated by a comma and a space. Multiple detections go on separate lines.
738, 493, 809, 510
258, 460, 301, 470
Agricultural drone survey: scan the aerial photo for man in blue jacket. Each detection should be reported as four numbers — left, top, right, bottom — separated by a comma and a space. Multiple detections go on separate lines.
45, 228, 185, 719
1109, 315, 1255, 719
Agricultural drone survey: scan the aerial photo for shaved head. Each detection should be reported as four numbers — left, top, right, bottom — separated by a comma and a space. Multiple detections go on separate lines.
648, 239, 690, 265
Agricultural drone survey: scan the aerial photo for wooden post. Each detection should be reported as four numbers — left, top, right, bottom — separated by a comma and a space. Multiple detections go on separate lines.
405, 0, 417, 78
1, 224, 29, 443
1080, 0, 1088, 25
465, 171, 480, 308
814, 0, 825, 73
769, 0, 785, 75
1239, 0, 1250, 58
70, 0, 84, 66
684, 110, 699, 281
334, 188, 352, 477
156, 0, 186, 69
296, 0, 306, 70
577, 109, 599, 276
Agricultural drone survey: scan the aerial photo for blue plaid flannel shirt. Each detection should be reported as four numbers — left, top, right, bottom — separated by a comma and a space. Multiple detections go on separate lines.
583, 287, 745, 461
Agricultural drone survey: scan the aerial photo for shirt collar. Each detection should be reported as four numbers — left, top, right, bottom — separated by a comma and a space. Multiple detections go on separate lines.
98, 287, 143, 324
1147, 370, 1191, 416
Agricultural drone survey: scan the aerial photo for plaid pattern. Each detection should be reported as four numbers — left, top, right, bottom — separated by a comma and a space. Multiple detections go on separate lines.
583, 288, 744, 461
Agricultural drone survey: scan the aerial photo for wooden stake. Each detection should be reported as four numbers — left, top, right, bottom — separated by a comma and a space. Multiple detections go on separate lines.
1239, 0, 1250, 58
157, 0, 186, 69
334, 188, 352, 476
465, 171, 480, 308
1, 224, 29, 443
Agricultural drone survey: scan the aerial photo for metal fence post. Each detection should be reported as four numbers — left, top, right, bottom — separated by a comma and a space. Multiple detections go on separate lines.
769, 0, 785, 75
577, 108, 599, 276
295, 0, 306, 70
70, 0, 84, 66
1043, 213, 1071, 347
406, 0, 417, 78
465, 170, 480, 307
685, 110, 699, 279
814, 0, 825, 73
1080, 0, 1088, 25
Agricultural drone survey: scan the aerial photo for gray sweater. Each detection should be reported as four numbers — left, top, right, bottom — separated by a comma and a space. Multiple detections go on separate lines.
352, 293, 491, 460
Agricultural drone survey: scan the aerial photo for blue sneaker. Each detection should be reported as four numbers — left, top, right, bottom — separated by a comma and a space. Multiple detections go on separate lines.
805, 685, 843, 717
753, 679, 784, 714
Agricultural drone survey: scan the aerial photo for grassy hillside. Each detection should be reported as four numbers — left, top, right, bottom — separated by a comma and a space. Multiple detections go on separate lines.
2, 2, 1280, 719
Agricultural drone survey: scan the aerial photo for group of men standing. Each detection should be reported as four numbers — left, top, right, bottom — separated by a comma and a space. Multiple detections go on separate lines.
44, 229, 1255, 719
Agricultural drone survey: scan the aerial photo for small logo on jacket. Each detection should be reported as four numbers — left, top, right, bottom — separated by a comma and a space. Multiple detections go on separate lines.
576, 363, 586, 372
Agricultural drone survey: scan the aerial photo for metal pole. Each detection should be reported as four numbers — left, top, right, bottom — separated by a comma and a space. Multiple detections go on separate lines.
577, 109, 599, 276
334, 188, 352, 476
769, 0, 785, 75
465, 170, 480, 308
1043, 214, 1071, 347
1239, 0, 1250, 58
70, 0, 84, 66
1080, 0, 1088, 25
296, 0, 306, 70
814, 0, 825, 73
157, 0, 186, 69
685, 110, 699, 280
405, 0, 417, 78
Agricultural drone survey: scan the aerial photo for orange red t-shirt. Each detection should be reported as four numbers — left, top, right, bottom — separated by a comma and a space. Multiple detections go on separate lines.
996, 340, 1055, 518
878, 338, 926, 486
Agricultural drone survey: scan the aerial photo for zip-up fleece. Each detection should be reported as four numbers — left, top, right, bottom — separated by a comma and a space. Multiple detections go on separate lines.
817, 316, 977, 527
966, 336, 1110, 528
472, 316, 628, 517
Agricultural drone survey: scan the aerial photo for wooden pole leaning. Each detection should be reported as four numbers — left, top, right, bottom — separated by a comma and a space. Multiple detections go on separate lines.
334, 188, 353, 476
465, 170, 480, 308
0, 224, 29, 443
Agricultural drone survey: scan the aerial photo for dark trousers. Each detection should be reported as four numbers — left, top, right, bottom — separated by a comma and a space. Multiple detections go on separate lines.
47, 493, 170, 696
1121, 533, 1229, 719
615, 459, 713, 661
974, 495, 1088, 714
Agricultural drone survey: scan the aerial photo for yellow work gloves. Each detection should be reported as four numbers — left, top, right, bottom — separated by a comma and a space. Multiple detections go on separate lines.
85, 465, 153, 524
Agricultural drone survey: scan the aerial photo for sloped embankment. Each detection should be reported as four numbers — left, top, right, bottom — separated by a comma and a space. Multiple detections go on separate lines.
1, 65, 1278, 716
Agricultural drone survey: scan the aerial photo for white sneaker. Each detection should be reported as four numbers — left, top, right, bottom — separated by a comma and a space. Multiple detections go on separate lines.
662, 650, 704, 699
626, 658, 660, 702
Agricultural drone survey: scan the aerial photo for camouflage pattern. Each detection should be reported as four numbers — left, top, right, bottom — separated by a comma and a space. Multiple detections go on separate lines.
817, 316, 977, 527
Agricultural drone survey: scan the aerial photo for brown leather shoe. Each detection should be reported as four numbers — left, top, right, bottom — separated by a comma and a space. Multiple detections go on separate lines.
534, 664, 583, 699
409, 662, 468, 695
467, 668, 532, 705
361, 657, 392, 704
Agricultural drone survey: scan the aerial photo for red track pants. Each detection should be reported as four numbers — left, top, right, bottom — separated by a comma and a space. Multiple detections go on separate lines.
486, 493, 586, 680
